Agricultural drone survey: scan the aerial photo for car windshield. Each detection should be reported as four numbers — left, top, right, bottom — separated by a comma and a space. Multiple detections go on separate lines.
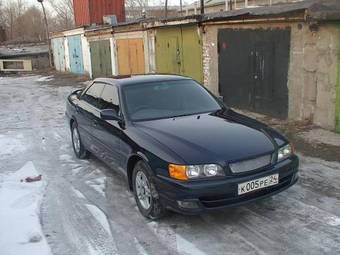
122, 79, 222, 121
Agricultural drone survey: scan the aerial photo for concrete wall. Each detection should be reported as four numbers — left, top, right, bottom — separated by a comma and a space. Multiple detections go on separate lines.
30, 54, 50, 70
202, 21, 340, 131
0, 59, 32, 71
0, 55, 48, 70
289, 23, 340, 131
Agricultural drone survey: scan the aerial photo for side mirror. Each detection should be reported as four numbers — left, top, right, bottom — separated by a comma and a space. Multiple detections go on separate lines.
100, 109, 122, 121
73, 89, 83, 98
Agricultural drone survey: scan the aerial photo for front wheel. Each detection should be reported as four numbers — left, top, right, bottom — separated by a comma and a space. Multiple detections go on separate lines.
132, 161, 165, 220
71, 122, 90, 159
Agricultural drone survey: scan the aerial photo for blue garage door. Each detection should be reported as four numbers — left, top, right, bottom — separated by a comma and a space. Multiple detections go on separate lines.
67, 35, 84, 74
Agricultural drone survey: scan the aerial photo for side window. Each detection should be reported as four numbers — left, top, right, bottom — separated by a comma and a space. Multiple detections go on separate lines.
82, 83, 105, 108
98, 85, 120, 112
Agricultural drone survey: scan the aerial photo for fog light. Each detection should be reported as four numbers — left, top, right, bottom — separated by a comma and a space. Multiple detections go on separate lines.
177, 201, 199, 209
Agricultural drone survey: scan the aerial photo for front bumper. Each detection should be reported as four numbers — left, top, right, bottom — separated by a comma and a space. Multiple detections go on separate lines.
154, 155, 299, 214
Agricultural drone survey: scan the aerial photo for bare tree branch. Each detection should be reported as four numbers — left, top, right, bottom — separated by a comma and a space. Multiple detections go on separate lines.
47, 0, 74, 30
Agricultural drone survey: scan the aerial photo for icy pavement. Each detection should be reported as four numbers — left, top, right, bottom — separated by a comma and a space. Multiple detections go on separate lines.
0, 161, 51, 255
0, 74, 340, 255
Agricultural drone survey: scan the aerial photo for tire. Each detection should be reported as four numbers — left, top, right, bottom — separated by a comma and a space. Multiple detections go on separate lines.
132, 161, 165, 220
71, 121, 90, 159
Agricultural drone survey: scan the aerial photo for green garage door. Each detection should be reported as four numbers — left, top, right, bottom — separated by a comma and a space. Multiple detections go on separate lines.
90, 40, 112, 78
155, 25, 203, 83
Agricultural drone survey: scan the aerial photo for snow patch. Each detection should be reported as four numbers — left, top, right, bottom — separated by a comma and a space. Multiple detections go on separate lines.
147, 221, 206, 255
71, 187, 87, 200
0, 134, 26, 157
176, 234, 206, 255
327, 216, 340, 226
0, 161, 51, 255
36, 76, 54, 82
85, 204, 112, 236
134, 237, 149, 255
86, 243, 101, 255
59, 154, 73, 162
86, 177, 106, 197
72, 166, 83, 175
86, 169, 103, 178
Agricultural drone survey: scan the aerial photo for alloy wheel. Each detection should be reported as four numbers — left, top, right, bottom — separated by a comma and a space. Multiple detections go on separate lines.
135, 171, 152, 210
72, 127, 81, 154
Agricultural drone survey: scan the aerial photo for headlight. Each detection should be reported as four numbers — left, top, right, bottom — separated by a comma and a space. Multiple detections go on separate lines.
168, 164, 224, 180
277, 144, 293, 161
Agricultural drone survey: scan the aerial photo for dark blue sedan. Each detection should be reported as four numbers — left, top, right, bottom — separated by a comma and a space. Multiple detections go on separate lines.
66, 75, 299, 219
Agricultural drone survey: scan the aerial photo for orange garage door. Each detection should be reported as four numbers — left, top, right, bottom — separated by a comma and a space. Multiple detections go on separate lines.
116, 38, 145, 75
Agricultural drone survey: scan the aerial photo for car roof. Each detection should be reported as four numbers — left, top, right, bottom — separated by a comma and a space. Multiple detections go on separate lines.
94, 74, 192, 87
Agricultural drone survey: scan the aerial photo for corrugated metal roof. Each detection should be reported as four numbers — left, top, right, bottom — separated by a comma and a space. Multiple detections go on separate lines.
73, 0, 125, 26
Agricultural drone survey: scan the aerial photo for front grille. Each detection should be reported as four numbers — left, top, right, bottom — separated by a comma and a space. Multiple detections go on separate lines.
229, 154, 272, 174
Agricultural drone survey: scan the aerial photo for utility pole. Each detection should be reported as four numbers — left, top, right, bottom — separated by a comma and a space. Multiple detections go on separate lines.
180, 0, 183, 17
165, 0, 168, 18
37, 0, 53, 67
200, 0, 204, 14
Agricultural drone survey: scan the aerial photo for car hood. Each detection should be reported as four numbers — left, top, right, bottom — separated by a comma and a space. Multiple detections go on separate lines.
134, 111, 276, 164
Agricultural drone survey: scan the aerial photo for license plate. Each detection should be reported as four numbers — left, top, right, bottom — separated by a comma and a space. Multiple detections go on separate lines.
238, 174, 279, 195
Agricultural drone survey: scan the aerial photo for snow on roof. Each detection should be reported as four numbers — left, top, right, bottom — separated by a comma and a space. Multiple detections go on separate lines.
0, 44, 49, 58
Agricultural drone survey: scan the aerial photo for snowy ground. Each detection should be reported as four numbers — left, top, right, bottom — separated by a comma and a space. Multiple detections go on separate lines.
0, 74, 340, 255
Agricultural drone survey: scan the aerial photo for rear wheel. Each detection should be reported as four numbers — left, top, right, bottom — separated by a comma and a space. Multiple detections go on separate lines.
133, 161, 165, 220
71, 122, 90, 159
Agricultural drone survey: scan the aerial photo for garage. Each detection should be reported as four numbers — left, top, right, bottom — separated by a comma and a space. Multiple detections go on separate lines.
51, 37, 66, 72
218, 28, 290, 119
155, 25, 203, 83
116, 38, 145, 75
90, 40, 112, 78
67, 34, 84, 74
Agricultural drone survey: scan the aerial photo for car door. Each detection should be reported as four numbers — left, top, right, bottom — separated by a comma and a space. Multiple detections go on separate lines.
95, 84, 125, 174
77, 82, 105, 154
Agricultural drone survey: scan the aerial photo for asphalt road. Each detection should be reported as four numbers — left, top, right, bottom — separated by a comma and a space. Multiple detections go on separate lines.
0, 74, 339, 255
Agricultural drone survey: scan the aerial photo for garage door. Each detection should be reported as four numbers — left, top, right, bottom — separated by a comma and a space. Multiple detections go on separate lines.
90, 40, 112, 78
67, 35, 84, 74
218, 28, 290, 119
155, 25, 203, 83
52, 38, 66, 72
116, 38, 145, 75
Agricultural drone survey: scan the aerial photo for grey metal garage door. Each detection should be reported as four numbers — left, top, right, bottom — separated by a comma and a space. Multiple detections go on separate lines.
218, 28, 290, 119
